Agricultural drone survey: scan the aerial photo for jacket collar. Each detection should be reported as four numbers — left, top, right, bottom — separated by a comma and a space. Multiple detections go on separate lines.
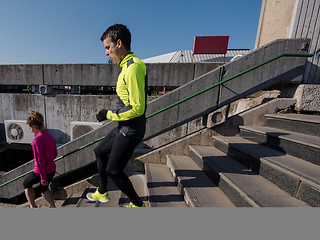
118, 52, 135, 67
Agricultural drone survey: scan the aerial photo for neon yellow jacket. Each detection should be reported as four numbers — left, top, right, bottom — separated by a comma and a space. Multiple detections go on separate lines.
107, 53, 147, 122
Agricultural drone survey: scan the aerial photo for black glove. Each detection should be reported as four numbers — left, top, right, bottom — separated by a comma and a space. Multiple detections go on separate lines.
96, 109, 108, 122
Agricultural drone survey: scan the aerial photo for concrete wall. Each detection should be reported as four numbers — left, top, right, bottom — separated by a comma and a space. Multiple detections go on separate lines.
255, 0, 297, 48
255, 0, 320, 84
0, 63, 221, 86
254, 0, 320, 111
0, 63, 221, 144
290, 0, 320, 84
0, 94, 116, 144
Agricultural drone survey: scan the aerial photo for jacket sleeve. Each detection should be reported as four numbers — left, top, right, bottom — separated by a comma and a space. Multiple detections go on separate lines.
107, 63, 146, 121
33, 138, 48, 183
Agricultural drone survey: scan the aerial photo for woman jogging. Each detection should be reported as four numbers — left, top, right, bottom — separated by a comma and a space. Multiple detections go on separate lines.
23, 111, 57, 208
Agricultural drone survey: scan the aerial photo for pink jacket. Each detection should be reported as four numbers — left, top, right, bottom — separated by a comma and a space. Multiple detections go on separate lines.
32, 131, 57, 182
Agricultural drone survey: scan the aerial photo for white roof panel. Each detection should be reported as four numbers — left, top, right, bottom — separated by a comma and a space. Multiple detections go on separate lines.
143, 49, 251, 63
143, 52, 177, 63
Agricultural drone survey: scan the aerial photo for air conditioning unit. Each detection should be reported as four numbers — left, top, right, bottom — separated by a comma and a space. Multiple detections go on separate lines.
70, 121, 103, 141
4, 120, 34, 144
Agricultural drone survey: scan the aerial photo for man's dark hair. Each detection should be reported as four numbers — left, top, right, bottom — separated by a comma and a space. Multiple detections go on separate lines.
101, 24, 131, 50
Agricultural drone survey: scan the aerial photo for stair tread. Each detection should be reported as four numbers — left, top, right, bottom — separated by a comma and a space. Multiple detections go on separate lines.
265, 113, 320, 138
166, 154, 235, 207
265, 113, 320, 124
72, 172, 147, 207
76, 180, 122, 207
145, 163, 187, 207
239, 125, 320, 148
118, 172, 149, 207
213, 135, 320, 186
190, 145, 310, 207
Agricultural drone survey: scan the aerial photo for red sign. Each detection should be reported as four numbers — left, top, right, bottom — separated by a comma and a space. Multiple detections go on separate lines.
193, 36, 229, 54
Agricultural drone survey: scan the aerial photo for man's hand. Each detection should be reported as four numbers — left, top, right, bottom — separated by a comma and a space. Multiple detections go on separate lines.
96, 109, 108, 122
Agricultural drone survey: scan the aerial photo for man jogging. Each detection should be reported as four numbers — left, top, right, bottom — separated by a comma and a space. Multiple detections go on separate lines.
86, 24, 147, 207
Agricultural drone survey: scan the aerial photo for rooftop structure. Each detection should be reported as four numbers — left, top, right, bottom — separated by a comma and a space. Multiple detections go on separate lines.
143, 49, 251, 63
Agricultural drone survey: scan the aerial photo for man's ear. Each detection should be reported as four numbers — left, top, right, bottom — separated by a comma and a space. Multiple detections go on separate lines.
116, 39, 122, 48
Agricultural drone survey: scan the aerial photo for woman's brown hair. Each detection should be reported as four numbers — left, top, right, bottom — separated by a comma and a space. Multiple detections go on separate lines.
26, 111, 44, 130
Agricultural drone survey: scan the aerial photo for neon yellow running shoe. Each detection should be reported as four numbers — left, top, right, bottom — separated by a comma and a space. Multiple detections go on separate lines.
124, 202, 146, 208
86, 188, 110, 203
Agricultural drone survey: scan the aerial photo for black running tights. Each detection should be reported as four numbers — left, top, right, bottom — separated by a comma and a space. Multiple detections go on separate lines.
94, 127, 142, 206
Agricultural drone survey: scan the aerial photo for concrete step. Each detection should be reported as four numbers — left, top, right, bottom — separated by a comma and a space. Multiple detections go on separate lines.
145, 163, 187, 207
76, 178, 122, 207
19, 175, 94, 208
57, 176, 95, 207
75, 172, 148, 207
213, 135, 320, 207
239, 125, 320, 166
166, 154, 235, 207
189, 145, 310, 207
19, 171, 147, 208
265, 113, 320, 137
59, 173, 141, 207
118, 172, 149, 207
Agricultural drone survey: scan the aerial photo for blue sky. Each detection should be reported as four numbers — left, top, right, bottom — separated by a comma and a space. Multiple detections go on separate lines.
0, 0, 262, 64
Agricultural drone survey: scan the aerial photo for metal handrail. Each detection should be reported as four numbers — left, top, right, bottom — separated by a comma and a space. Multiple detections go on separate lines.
0, 52, 313, 188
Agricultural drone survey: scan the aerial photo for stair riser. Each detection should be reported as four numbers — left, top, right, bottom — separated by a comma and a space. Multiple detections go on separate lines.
218, 177, 255, 207
212, 138, 261, 172
167, 155, 236, 207
166, 159, 193, 207
167, 165, 200, 207
297, 182, 320, 207
266, 118, 320, 137
239, 129, 320, 166
213, 137, 304, 198
189, 150, 257, 207
259, 162, 300, 197
258, 157, 320, 207
189, 149, 221, 184
213, 138, 320, 207
145, 163, 187, 207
